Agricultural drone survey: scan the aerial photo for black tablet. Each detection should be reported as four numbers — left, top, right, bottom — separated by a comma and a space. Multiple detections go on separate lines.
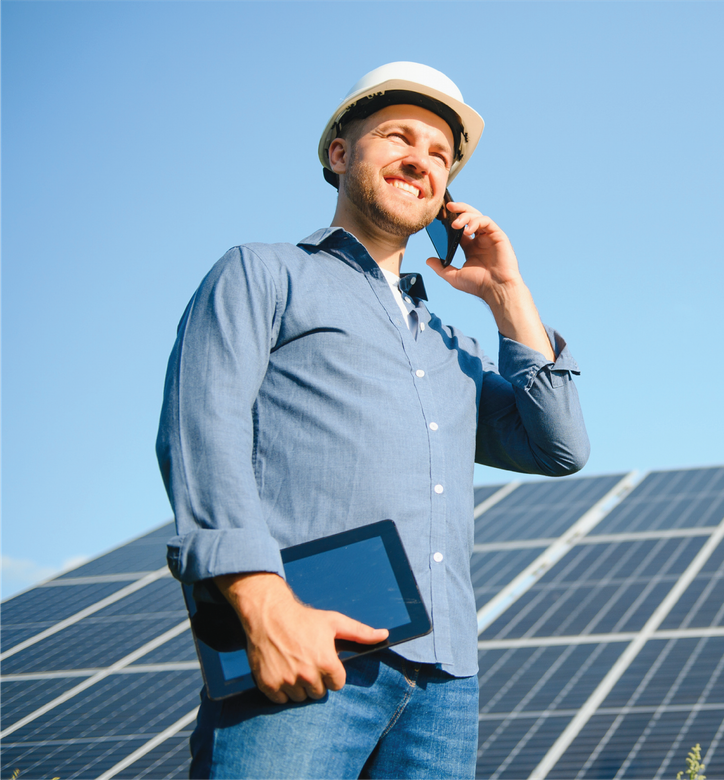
182, 520, 431, 700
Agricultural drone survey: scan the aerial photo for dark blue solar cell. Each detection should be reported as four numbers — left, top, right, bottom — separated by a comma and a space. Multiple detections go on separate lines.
8, 670, 200, 745
479, 538, 705, 640
1, 615, 186, 674
1, 625, 53, 650
474, 484, 505, 508
595, 467, 724, 534
551, 708, 724, 779
476, 714, 573, 779
113, 734, 191, 779
129, 630, 198, 665
474, 474, 626, 544
471, 547, 545, 610
0, 737, 149, 780
93, 577, 185, 618
607, 636, 724, 710
478, 643, 624, 715
1, 678, 87, 728
700, 536, 724, 573
57, 541, 168, 578
1, 581, 133, 626
661, 575, 724, 629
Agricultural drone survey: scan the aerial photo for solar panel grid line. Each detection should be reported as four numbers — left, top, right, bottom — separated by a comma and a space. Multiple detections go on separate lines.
477, 702, 724, 722
474, 477, 616, 545
0, 620, 190, 739
677, 562, 724, 630
476, 471, 640, 634
2, 670, 97, 681
572, 639, 679, 779
95, 707, 199, 780
595, 538, 701, 636
39, 573, 159, 586
522, 539, 648, 640
702, 711, 724, 780
596, 467, 724, 535
0, 567, 171, 661
109, 734, 192, 780
483, 535, 708, 642
473, 539, 554, 551
528, 515, 724, 780
477, 625, 724, 650
1, 662, 200, 682
473, 481, 521, 519
485, 643, 614, 780
615, 636, 711, 779
650, 638, 724, 779
481, 535, 631, 641
582, 527, 718, 543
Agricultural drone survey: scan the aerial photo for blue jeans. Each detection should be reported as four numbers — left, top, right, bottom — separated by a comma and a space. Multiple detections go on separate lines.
190, 649, 479, 779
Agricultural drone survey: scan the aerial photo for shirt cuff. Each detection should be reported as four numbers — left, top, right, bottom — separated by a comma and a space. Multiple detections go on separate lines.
167, 527, 285, 585
498, 325, 581, 392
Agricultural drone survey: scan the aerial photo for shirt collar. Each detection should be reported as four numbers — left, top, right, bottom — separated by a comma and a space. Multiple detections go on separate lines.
298, 227, 428, 301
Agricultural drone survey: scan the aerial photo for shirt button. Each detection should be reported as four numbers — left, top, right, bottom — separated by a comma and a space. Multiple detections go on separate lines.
410, 276, 417, 284
420, 322, 425, 331
433, 552, 444, 562
434, 484, 444, 494
416, 369, 425, 378
429, 422, 438, 431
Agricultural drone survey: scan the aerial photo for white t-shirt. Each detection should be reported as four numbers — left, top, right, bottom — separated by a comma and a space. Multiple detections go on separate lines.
381, 268, 418, 339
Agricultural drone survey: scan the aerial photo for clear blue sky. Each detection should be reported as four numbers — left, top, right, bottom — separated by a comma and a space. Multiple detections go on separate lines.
3, 1, 723, 598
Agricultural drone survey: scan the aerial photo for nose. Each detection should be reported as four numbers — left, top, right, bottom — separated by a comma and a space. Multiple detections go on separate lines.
401, 145, 431, 175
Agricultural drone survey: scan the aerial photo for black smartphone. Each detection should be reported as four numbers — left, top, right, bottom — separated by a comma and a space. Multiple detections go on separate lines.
425, 190, 463, 268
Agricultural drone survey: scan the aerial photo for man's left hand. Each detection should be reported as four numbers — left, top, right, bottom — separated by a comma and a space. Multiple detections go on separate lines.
426, 201, 555, 362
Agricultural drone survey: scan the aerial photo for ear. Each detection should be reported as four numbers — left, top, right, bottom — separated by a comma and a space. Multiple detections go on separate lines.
328, 138, 349, 175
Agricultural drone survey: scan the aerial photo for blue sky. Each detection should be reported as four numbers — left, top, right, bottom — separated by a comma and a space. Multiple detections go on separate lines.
3, 1, 723, 598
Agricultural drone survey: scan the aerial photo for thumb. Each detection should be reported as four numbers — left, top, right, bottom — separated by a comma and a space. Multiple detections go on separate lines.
331, 613, 389, 645
426, 256, 447, 277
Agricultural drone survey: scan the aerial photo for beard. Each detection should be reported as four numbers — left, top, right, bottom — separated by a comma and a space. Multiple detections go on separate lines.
342, 151, 442, 238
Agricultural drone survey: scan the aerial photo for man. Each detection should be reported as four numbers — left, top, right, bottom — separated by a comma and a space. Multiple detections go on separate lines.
157, 62, 589, 779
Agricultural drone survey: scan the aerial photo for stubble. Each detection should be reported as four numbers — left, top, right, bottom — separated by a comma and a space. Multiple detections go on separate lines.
342, 149, 441, 238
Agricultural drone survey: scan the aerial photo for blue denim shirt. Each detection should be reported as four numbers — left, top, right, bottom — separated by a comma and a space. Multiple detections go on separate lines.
156, 227, 589, 676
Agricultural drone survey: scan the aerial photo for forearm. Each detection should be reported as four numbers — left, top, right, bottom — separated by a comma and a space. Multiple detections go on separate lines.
485, 277, 555, 362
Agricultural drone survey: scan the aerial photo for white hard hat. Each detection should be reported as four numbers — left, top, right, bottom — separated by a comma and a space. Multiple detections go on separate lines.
319, 61, 484, 186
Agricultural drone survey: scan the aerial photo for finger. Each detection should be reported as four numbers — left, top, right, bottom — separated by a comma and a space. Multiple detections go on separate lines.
426, 256, 460, 278
321, 659, 347, 692
304, 681, 328, 700
282, 682, 310, 703
262, 686, 289, 705
332, 613, 389, 644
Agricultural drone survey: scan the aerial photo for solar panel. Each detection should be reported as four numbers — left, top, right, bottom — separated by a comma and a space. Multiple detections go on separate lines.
2, 466, 724, 779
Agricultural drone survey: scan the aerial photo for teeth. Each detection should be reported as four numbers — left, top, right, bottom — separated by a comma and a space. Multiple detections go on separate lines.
389, 180, 419, 197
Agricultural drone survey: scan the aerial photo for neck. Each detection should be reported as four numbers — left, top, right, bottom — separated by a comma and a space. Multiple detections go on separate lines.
330, 198, 408, 275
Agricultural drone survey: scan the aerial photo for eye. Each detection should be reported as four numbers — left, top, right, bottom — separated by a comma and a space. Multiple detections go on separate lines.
432, 152, 451, 169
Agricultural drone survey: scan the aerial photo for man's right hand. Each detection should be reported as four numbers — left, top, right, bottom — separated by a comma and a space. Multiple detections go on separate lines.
214, 572, 389, 704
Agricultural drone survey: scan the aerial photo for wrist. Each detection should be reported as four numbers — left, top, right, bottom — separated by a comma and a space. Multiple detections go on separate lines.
483, 275, 528, 314
214, 571, 292, 627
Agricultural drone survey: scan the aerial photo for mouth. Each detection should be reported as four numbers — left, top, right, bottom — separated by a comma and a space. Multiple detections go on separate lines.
385, 177, 424, 199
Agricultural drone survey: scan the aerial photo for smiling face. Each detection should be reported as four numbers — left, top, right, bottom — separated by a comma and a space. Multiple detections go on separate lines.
331, 104, 455, 240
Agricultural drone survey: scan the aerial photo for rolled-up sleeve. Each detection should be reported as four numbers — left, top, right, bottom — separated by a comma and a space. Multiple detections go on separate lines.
156, 247, 285, 584
474, 325, 590, 476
